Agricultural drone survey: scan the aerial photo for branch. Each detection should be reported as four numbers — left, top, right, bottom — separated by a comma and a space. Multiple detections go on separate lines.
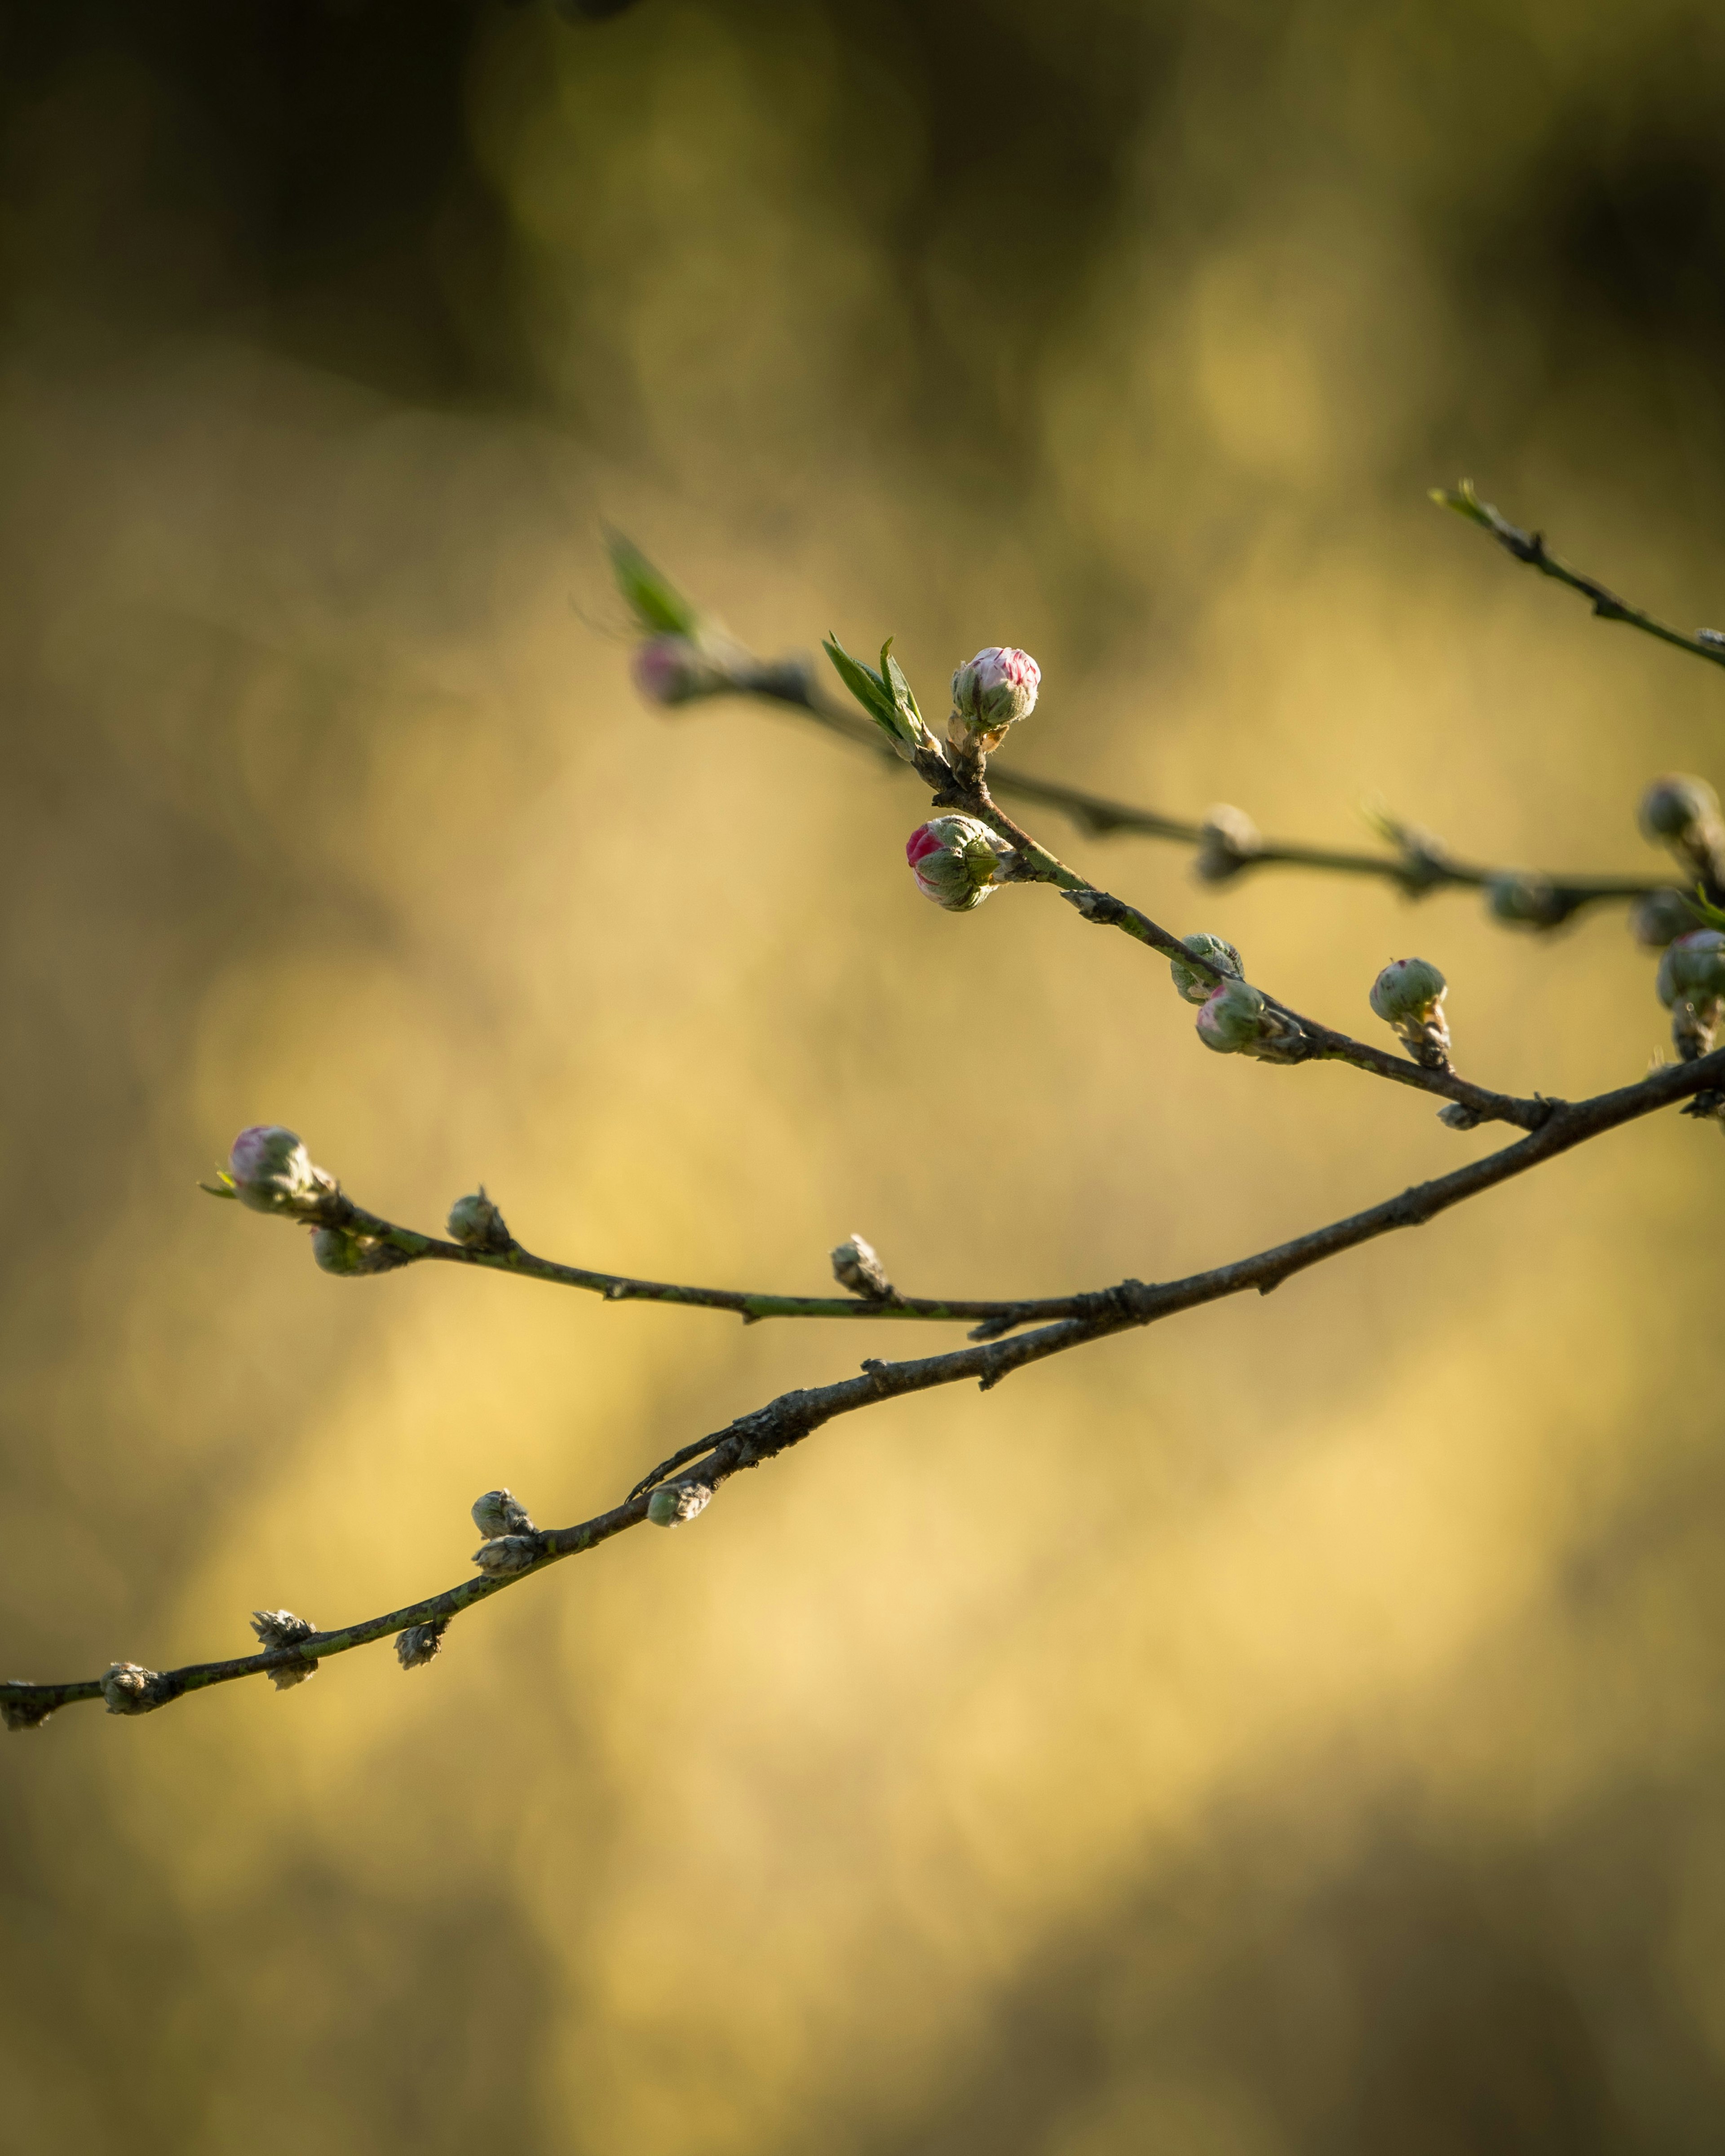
1433, 479, 1725, 676
11, 1044, 1724, 1731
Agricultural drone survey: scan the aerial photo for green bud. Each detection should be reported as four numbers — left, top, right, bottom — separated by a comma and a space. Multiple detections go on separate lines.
1169, 933, 1243, 1006
646, 1480, 713, 1529
471, 1489, 534, 1540
1631, 888, 1702, 949
447, 1188, 512, 1253
1656, 930, 1725, 1008
1485, 873, 1567, 929
1639, 773, 1720, 848
312, 1227, 409, 1277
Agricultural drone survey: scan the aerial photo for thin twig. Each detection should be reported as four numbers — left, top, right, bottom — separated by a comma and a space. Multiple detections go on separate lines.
1433, 480, 1725, 674
11, 1043, 1723, 1729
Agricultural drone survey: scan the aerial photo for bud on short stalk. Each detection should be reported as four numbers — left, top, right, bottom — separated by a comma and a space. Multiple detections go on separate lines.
1193, 978, 1304, 1063
905, 816, 1012, 912
448, 1188, 512, 1253
947, 646, 1040, 757
1639, 773, 1724, 879
395, 1621, 447, 1672
226, 1126, 337, 1217
1369, 956, 1451, 1069
647, 1480, 713, 1528
471, 1489, 535, 1541
1168, 932, 1243, 1006
1194, 805, 1261, 884
250, 1609, 318, 1690
313, 1227, 410, 1277
831, 1234, 892, 1301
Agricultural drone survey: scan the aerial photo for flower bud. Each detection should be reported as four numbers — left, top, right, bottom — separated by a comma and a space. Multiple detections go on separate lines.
831, 1234, 892, 1301
227, 1126, 336, 1215
100, 1661, 174, 1716
472, 1535, 542, 1576
631, 634, 732, 708
312, 1226, 409, 1277
1168, 932, 1243, 1006
1656, 929, 1725, 1008
395, 1620, 447, 1672
1, 1692, 54, 1732
471, 1489, 535, 1540
1485, 873, 1567, 929
1194, 805, 1261, 884
646, 1480, 713, 1528
1438, 1102, 1481, 1131
1631, 888, 1701, 949
447, 1188, 512, 1252
1368, 956, 1451, 1067
250, 1609, 318, 1690
948, 647, 1040, 753
905, 816, 1011, 912
1639, 773, 1720, 848
1193, 978, 1304, 1062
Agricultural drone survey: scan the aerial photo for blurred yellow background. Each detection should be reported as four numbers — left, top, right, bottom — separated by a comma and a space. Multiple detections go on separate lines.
4, 1, 1725, 2149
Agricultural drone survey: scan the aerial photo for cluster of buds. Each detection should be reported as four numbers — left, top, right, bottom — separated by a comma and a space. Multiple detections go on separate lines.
1193, 977, 1304, 1063
312, 1226, 410, 1277
471, 1488, 545, 1574
646, 1480, 713, 1528
1485, 873, 1568, 930
1656, 929, 1725, 1061
906, 816, 1013, 912
220, 1126, 337, 1218
1368, 957, 1451, 1069
947, 646, 1040, 760
447, 1188, 513, 1254
1640, 773, 1725, 887
395, 1620, 447, 1672
100, 1661, 177, 1716
831, 1233, 893, 1301
1194, 805, 1262, 884
250, 1609, 318, 1691
1168, 932, 1243, 1005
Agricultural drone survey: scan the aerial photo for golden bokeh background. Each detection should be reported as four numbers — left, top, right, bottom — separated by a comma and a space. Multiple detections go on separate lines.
5, 2, 1725, 2149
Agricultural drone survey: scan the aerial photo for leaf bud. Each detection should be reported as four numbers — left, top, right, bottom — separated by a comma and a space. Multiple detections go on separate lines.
471, 1488, 535, 1540
1194, 978, 1304, 1062
312, 1226, 410, 1277
250, 1609, 318, 1690
1194, 804, 1261, 884
1655, 929, 1725, 1009
395, 1621, 447, 1672
100, 1661, 175, 1716
1631, 888, 1701, 949
831, 1234, 892, 1301
472, 1535, 543, 1576
646, 1480, 713, 1529
447, 1188, 512, 1253
1484, 873, 1568, 929
1369, 957, 1451, 1068
226, 1126, 336, 1216
947, 646, 1040, 753
1168, 932, 1243, 1006
905, 816, 1011, 912
1639, 773, 1720, 849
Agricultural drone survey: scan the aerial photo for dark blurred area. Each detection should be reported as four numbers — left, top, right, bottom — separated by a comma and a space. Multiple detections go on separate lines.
6, 3, 1725, 2152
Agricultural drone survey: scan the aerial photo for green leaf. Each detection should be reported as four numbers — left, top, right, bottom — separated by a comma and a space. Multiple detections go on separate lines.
1688, 887, 1725, 931
823, 635, 898, 730
606, 530, 701, 639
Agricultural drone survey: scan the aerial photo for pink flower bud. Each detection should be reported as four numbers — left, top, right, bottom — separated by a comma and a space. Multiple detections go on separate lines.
1194, 978, 1304, 1062
631, 634, 728, 707
905, 815, 1010, 912
227, 1126, 335, 1215
949, 647, 1040, 749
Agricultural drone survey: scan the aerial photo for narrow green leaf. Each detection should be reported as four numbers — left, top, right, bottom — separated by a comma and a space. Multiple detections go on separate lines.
606, 530, 702, 638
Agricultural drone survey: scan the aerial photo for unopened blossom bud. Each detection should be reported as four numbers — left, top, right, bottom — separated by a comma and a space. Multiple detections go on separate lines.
948, 646, 1040, 754
905, 816, 1010, 912
250, 1609, 318, 1690
447, 1188, 512, 1253
471, 1488, 535, 1540
1438, 1102, 1481, 1131
1485, 872, 1567, 929
227, 1125, 336, 1215
831, 1234, 892, 1301
312, 1226, 409, 1277
1194, 804, 1261, 884
395, 1620, 446, 1671
1, 1693, 54, 1732
472, 1534, 542, 1576
630, 633, 732, 707
1639, 773, 1720, 848
1369, 957, 1451, 1068
1656, 929, 1725, 1009
100, 1661, 173, 1716
1194, 979, 1304, 1062
646, 1480, 713, 1528
1168, 932, 1243, 1006
1631, 888, 1701, 949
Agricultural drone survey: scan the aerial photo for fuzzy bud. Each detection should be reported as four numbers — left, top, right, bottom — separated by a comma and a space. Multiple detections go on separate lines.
312, 1226, 410, 1277
1369, 957, 1451, 1069
1438, 1102, 1481, 1131
472, 1535, 542, 1576
395, 1621, 447, 1672
250, 1609, 318, 1690
1194, 978, 1304, 1062
831, 1234, 892, 1301
1, 1692, 54, 1732
227, 1126, 336, 1216
1656, 930, 1725, 1009
1485, 873, 1567, 929
1194, 805, 1261, 884
905, 816, 1011, 912
948, 646, 1040, 753
1631, 888, 1701, 950
631, 634, 731, 707
447, 1188, 512, 1252
100, 1661, 174, 1716
1168, 932, 1243, 1006
471, 1489, 535, 1540
646, 1480, 713, 1529
1639, 773, 1720, 850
